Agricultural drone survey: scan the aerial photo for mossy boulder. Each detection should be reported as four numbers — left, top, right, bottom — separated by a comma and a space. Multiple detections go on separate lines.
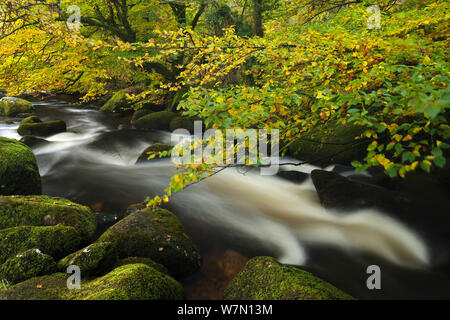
0, 195, 97, 239
18, 119, 66, 137
131, 109, 153, 123
223, 256, 353, 300
169, 116, 197, 133
100, 91, 129, 113
70, 264, 184, 300
0, 225, 82, 264
289, 121, 368, 166
0, 248, 57, 284
135, 143, 172, 164
0, 97, 35, 116
57, 242, 118, 277
114, 257, 169, 275
97, 207, 202, 277
0, 137, 42, 196
0, 273, 69, 300
133, 111, 177, 131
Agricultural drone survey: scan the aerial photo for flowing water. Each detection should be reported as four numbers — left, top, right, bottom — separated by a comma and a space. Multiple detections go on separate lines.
1, 97, 450, 299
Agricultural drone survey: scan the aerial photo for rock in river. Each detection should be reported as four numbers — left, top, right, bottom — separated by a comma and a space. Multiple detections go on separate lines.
0, 97, 35, 116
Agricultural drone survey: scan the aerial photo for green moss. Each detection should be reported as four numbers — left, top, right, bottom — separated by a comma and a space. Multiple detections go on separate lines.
114, 257, 169, 275
169, 116, 197, 133
132, 111, 177, 131
135, 143, 172, 164
0, 195, 96, 239
0, 273, 70, 300
0, 97, 34, 116
17, 120, 66, 136
20, 116, 41, 125
0, 248, 57, 284
69, 264, 184, 300
58, 242, 118, 276
0, 225, 82, 264
289, 121, 367, 166
0, 137, 42, 196
100, 91, 128, 113
97, 207, 201, 277
223, 256, 354, 300
131, 109, 153, 123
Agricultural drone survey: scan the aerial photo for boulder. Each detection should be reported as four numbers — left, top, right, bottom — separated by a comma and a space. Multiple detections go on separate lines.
0, 273, 69, 300
135, 143, 172, 164
132, 111, 177, 131
310, 169, 409, 212
0, 248, 57, 284
114, 257, 169, 275
57, 242, 118, 277
223, 256, 353, 300
277, 170, 309, 184
18, 119, 66, 137
0, 195, 97, 239
169, 116, 197, 133
97, 207, 202, 277
0, 97, 35, 116
0, 137, 42, 196
131, 109, 153, 123
0, 225, 82, 264
20, 135, 49, 148
70, 264, 184, 300
289, 121, 368, 166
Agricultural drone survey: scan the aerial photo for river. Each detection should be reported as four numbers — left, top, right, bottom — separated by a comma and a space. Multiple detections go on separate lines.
1, 96, 449, 299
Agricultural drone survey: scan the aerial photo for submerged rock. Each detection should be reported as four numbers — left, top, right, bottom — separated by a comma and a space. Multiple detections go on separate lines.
17, 117, 66, 137
223, 256, 353, 300
20, 135, 49, 148
0, 97, 35, 116
114, 257, 169, 275
97, 207, 202, 277
288, 121, 368, 166
0, 225, 81, 264
70, 264, 184, 300
133, 111, 177, 131
0, 195, 97, 239
0, 137, 42, 196
0, 248, 57, 284
277, 170, 309, 184
57, 242, 118, 277
135, 143, 172, 164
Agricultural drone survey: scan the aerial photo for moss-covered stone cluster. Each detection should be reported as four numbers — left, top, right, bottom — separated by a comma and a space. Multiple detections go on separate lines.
0, 137, 42, 196
97, 207, 202, 277
0, 97, 35, 116
223, 256, 353, 300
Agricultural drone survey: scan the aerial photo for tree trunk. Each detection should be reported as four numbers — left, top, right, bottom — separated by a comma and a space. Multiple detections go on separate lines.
252, 0, 264, 37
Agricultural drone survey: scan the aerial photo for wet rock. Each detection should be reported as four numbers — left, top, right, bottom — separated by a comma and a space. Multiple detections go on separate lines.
288, 121, 368, 166
131, 109, 153, 123
310, 169, 408, 212
0, 195, 97, 239
97, 207, 202, 277
0, 97, 35, 116
20, 135, 49, 148
223, 256, 353, 300
70, 264, 184, 300
0, 249, 57, 284
277, 170, 309, 184
0, 137, 42, 196
133, 111, 177, 131
57, 242, 118, 277
135, 143, 172, 164
114, 257, 169, 275
18, 117, 66, 137
0, 225, 82, 264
